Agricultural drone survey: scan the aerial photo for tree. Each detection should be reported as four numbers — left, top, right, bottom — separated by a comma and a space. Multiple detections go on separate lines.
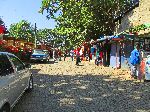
37, 28, 54, 41
9, 20, 35, 43
0, 18, 4, 25
39, 0, 130, 48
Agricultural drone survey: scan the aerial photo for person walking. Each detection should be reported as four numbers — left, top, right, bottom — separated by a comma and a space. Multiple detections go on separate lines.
70, 50, 74, 61
130, 43, 141, 79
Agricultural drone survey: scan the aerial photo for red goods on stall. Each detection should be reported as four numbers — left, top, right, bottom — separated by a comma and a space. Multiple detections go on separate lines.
0, 25, 5, 34
139, 59, 146, 80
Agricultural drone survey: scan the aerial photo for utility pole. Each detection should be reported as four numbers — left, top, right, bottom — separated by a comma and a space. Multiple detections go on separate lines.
34, 23, 37, 48
53, 40, 55, 60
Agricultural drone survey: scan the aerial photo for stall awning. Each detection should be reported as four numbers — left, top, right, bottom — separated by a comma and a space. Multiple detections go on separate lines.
97, 34, 135, 42
97, 36, 114, 42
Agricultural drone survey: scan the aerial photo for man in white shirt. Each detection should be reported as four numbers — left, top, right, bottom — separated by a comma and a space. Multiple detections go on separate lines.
70, 50, 74, 61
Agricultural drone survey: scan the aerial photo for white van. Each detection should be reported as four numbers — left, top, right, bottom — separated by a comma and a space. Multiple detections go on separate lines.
0, 52, 33, 112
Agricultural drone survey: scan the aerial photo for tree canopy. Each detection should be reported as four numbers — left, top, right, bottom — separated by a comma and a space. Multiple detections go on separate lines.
0, 18, 4, 25
9, 20, 35, 42
40, 0, 130, 48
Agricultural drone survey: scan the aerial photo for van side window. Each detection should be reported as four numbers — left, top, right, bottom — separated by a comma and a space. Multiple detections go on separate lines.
8, 55, 25, 71
0, 54, 14, 76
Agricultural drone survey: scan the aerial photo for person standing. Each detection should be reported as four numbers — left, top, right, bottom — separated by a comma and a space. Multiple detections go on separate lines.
88, 47, 91, 62
99, 43, 104, 65
55, 48, 58, 61
76, 49, 80, 65
130, 43, 141, 79
58, 49, 62, 61
64, 50, 67, 61
95, 43, 100, 65
53, 48, 56, 61
85, 51, 89, 61
91, 46, 95, 60
70, 50, 74, 61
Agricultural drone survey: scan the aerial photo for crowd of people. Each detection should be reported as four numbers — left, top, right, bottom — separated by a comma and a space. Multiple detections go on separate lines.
51, 42, 108, 67
50, 43, 150, 82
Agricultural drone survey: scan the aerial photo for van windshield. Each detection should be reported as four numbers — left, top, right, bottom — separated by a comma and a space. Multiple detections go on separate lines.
33, 50, 44, 54
0, 54, 14, 76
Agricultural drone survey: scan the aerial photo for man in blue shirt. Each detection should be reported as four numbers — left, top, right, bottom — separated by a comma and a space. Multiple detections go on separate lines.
130, 43, 141, 79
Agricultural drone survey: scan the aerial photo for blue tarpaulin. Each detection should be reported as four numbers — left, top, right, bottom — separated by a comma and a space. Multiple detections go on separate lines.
97, 35, 114, 42
97, 34, 134, 42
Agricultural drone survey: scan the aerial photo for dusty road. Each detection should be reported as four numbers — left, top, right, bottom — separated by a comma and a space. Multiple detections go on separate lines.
12, 58, 150, 112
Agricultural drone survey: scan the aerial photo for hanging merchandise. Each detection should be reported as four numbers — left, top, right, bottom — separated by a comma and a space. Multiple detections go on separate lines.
145, 55, 150, 80
0, 25, 5, 34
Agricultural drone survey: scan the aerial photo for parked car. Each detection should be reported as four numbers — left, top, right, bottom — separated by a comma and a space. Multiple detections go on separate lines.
30, 49, 50, 62
0, 52, 33, 112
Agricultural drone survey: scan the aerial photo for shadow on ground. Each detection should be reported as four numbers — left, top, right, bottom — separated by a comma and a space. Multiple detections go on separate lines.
12, 71, 150, 112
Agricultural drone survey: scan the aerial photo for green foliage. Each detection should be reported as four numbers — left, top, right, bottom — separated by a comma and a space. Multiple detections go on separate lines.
0, 18, 4, 25
40, 0, 130, 48
9, 20, 35, 42
36, 28, 65, 48
37, 28, 52, 40
129, 24, 150, 33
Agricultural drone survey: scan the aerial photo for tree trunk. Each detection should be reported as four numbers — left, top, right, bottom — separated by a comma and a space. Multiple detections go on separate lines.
13, 37, 16, 46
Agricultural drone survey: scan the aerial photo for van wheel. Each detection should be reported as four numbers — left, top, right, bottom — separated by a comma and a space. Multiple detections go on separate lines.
0, 104, 10, 112
26, 75, 33, 92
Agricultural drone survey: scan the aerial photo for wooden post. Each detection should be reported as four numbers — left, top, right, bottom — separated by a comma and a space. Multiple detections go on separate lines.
116, 42, 118, 69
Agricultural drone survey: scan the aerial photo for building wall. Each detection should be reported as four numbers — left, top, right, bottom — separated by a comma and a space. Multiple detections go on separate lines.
138, 0, 150, 25
114, 7, 139, 34
115, 0, 150, 34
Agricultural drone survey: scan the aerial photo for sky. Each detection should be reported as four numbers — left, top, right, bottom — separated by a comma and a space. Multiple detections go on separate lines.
0, 0, 57, 29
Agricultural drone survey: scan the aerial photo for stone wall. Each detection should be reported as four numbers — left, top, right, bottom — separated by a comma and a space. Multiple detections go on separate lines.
115, 0, 150, 34
138, 0, 150, 25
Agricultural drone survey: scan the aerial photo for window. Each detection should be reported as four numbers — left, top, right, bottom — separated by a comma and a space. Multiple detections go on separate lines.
8, 55, 25, 71
33, 49, 44, 54
0, 54, 14, 76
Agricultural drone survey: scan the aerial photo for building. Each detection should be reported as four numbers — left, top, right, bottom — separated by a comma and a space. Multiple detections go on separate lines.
114, 0, 139, 34
113, 0, 150, 69
114, 0, 150, 37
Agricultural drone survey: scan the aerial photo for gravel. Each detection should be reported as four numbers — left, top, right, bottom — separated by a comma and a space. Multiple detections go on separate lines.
12, 58, 150, 112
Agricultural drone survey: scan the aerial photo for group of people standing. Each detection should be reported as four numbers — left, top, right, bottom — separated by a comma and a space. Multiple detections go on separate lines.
50, 43, 149, 82
52, 48, 81, 66
129, 43, 150, 81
